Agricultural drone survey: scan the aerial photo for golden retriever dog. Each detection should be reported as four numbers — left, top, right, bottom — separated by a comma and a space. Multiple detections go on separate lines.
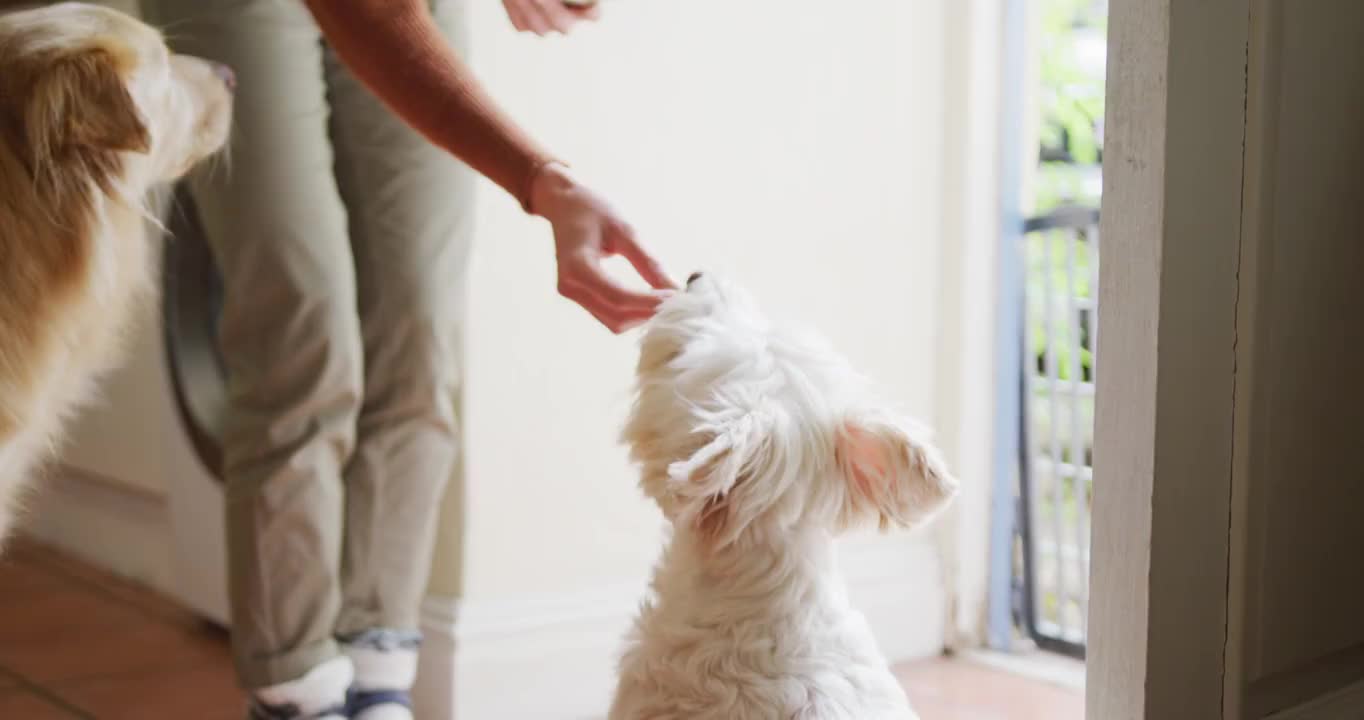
0, 2, 233, 546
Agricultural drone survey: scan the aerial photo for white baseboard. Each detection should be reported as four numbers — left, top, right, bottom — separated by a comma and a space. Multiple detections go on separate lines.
415, 534, 947, 720
1266, 678, 1364, 720
416, 585, 639, 720
18, 465, 177, 596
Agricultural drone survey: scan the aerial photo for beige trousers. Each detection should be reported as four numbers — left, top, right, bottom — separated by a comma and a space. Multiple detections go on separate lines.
144, 0, 472, 690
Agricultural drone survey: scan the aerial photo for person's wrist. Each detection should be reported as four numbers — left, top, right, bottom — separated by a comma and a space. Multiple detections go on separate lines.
528, 160, 576, 218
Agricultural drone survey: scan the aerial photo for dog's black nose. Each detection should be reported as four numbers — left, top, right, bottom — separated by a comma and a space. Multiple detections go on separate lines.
212, 62, 236, 92
686, 271, 703, 287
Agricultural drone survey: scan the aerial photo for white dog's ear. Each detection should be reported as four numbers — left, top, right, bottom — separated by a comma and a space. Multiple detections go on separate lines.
666, 413, 770, 545
835, 410, 957, 530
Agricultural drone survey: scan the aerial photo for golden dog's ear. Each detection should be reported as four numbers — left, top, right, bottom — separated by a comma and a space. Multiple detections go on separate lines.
25, 46, 150, 167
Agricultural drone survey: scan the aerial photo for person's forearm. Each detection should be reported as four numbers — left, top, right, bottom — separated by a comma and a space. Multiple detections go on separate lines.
303, 0, 555, 211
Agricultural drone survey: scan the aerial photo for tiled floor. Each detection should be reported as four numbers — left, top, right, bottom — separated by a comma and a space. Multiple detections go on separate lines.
0, 539, 1083, 719
897, 657, 1084, 720
0, 540, 243, 719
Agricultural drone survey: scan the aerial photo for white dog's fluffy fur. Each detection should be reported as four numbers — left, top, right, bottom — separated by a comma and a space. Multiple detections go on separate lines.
612, 273, 958, 720
0, 2, 232, 545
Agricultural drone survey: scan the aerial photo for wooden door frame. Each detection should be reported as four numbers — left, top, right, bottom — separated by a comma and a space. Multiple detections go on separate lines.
1088, 0, 1250, 717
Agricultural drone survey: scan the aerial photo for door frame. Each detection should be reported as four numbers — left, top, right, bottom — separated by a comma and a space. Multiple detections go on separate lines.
1088, 0, 1250, 717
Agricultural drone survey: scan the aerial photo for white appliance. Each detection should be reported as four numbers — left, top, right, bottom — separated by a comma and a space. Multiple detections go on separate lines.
159, 185, 234, 624
57, 184, 232, 625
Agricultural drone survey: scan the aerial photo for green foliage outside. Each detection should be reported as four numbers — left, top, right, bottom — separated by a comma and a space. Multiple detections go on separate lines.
1034, 0, 1106, 212
1028, 0, 1106, 381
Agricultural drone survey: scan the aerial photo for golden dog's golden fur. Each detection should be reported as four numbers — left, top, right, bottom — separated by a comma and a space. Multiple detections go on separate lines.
0, 2, 232, 545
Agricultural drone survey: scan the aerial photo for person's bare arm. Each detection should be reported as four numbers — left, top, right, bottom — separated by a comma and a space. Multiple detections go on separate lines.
303, 0, 551, 210
302, 0, 676, 331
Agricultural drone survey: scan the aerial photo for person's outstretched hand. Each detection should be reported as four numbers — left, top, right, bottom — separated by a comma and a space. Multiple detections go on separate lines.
502, 0, 600, 35
529, 162, 676, 334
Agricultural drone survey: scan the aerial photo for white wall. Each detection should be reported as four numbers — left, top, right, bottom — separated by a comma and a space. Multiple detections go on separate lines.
449, 0, 947, 596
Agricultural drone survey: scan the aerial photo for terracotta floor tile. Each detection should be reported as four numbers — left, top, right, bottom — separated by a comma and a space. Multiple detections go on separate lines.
0, 554, 72, 596
83, 580, 208, 629
0, 688, 83, 719
59, 662, 244, 720
897, 659, 1084, 720
907, 696, 1005, 720
0, 582, 210, 688
3, 537, 52, 564
0, 585, 150, 644
7, 542, 199, 628
0, 615, 230, 685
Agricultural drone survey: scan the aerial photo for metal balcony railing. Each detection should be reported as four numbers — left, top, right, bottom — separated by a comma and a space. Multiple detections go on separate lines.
1013, 205, 1099, 659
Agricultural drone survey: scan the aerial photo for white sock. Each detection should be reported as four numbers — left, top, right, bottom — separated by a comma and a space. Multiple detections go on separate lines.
344, 639, 418, 720
252, 656, 352, 718
345, 643, 418, 692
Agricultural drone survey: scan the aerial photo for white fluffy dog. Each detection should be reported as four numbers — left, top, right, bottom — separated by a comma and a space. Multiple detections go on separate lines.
612, 272, 959, 720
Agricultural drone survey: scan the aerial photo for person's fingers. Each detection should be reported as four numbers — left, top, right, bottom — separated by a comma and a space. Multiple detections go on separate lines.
566, 252, 670, 315
516, 1, 555, 35
592, 303, 653, 334
558, 256, 666, 333
535, 0, 578, 33
608, 224, 677, 290
502, 0, 531, 31
578, 300, 627, 334
557, 277, 646, 334
568, 3, 602, 21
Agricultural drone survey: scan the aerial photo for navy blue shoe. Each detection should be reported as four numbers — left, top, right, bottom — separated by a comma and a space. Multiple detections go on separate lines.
247, 698, 348, 720
345, 688, 412, 720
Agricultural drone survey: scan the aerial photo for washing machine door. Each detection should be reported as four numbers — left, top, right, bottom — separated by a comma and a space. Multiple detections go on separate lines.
161, 183, 232, 625
163, 185, 227, 476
